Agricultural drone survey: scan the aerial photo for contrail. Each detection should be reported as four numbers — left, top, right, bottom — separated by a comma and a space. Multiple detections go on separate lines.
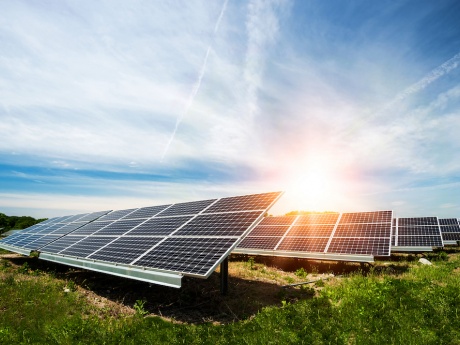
161, 0, 229, 161
387, 51, 460, 108
344, 51, 460, 136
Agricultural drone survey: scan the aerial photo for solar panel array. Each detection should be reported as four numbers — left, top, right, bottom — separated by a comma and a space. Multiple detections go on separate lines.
391, 217, 444, 250
438, 218, 460, 244
236, 211, 393, 261
0, 211, 111, 254
0, 192, 282, 287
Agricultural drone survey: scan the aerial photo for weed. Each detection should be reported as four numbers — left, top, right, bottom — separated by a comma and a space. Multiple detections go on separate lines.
17, 262, 31, 275
295, 267, 307, 279
134, 299, 148, 316
247, 257, 255, 270
284, 276, 295, 284
66, 280, 77, 292
315, 279, 325, 287
425, 251, 448, 262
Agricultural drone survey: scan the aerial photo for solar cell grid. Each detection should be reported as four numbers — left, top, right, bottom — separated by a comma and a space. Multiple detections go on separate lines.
22, 235, 46, 249
294, 213, 339, 225
25, 235, 60, 250
237, 236, 282, 250
50, 223, 85, 235
35, 224, 65, 234
174, 211, 263, 236
124, 205, 170, 219
203, 192, 281, 213
397, 236, 443, 247
328, 238, 390, 256
71, 221, 114, 235
63, 214, 88, 223
397, 226, 441, 236
55, 215, 75, 223
125, 216, 194, 236
398, 217, 438, 226
0, 233, 20, 244
277, 237, 329, 252
245, 225, 290, 237
286, 225, 335, 237
94, 219, 146, 236
76, 210, 111, 222
98, 208, 138, 221
259, 216, 296, 226
439, 218, 458, 226
59, 237, 115, 257
88, 237, 164, 264
3, 233, 32, 246
340, 211, 392, 224
440, 225, 460, 233
334, 224, 391, 238
442, 233, 460, 241
12, 234, 42, 247
157, 199, 216, 217
133, 237, 238, 276
40, 236, 85, 254
22, 224, 47, 234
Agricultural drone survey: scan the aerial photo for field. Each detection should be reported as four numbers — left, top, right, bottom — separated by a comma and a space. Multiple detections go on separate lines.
1, 247, 459, 344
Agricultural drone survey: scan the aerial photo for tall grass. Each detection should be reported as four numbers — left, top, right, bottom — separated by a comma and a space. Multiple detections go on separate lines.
1, 253, 459, 344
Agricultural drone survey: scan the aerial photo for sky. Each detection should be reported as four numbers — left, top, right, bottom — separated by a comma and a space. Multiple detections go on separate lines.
1, 0, 459, 219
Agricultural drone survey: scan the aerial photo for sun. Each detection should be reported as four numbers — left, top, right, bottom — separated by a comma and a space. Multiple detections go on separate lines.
284, 155, 342, 211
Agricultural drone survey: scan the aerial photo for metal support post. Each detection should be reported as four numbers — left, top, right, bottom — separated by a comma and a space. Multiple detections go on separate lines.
220, 257, 228, 295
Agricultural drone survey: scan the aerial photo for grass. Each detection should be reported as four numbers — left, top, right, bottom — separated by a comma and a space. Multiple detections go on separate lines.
1, 250, 460, 344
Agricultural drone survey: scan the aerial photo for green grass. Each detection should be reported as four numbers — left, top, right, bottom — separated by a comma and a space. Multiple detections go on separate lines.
1, 252, 460, 344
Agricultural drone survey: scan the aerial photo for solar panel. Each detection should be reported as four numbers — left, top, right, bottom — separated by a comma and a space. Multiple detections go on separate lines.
123, 205, 170, 219
98, 209, 138, 221
35, 191, 283, 288
327, 238, 389, 255
59, 236, 115, 257
203, 192, 280, 213
0, 210, 111, 254
87, 237, 164, 264
295, 213, 340, 225
156, 199, 216, 217
133, 237, 238, 276
93, 219, 146, 236
438, 218, 460, 244
392, 217, 444, 251
125, 216, 193, 236
287, 225, 335, 237
40, 236, 84, 253
277, 237, 329, 252
71, 221, 114, 235
238, 236, 282, 250
235, 211, 393, 262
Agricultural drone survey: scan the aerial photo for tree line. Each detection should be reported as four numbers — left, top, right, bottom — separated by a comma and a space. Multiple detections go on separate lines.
0, 213, 47, 235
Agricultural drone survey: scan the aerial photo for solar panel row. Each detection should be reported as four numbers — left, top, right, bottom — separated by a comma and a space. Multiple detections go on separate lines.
237, 211, 392, 259
391, 217, 444, 251
0, 192, 283, 288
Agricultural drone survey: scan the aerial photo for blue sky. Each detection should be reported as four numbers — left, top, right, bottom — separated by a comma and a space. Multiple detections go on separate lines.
1, 0, 459, 218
